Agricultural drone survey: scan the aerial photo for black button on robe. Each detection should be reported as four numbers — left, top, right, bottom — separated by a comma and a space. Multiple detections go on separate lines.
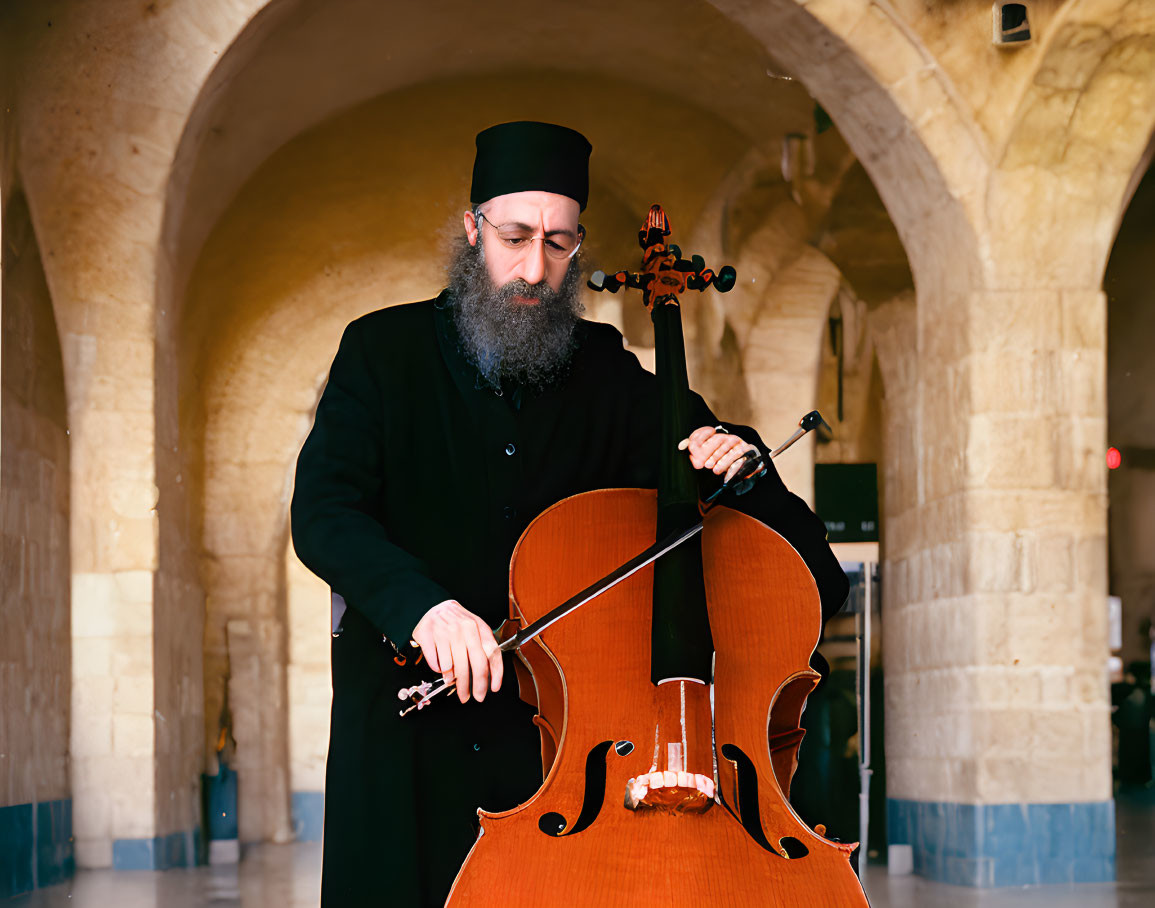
291, 292, 848, 907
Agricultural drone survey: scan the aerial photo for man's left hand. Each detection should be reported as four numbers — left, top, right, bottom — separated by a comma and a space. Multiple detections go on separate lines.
678, 426, 759, 483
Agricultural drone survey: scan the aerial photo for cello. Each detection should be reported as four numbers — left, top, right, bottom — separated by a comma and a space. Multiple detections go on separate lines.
406, 206, 870, 906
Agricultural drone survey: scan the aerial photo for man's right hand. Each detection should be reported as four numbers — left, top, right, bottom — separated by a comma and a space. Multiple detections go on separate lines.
410, 600, 503, 704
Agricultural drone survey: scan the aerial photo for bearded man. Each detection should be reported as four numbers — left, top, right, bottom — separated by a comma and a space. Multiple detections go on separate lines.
291, 121, 848, 907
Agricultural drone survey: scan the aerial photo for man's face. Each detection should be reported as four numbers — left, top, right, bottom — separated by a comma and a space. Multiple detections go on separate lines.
463, 191, 582, 295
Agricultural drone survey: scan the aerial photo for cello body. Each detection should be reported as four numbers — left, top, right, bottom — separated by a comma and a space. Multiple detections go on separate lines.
445, 488, 869, 906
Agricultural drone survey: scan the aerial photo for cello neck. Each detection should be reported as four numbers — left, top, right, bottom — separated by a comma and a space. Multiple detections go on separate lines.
652, 300, 699, 535
648, 276, 713, 685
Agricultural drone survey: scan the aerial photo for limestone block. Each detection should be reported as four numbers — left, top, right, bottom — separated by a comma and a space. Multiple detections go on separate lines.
966, 532, 1023, 594
108, 757, 157, 837
1073, 669, 1107, 706
1037, 666, 1074, 708
841, 4, 927, 88
1001, 85, 1081, 170
71, 703, 113, 759
113, 675, 154, 715
908, 98, 988, 208
966, 290, 1063, 351
985, 171, 1105, 288
1061, 290, 1106, 350
71, 409, 154, 474
1031, 709, 1085, 759
71, 777, 111, 840
200, 555, 280, 601
111, 634, 155, 677
918, 598, 970, 669
1030, 532, 1075, 594
81, 345, 154, 414
1021, 756, 1086, 803
1069, 69, 1155, 173
967, 350, 1044, 415
93, 585, 152, 639
887, 556, 909, 609
965, 414, 1057, 490
202, 503, 282, 558
975, 755, 1035, 802
72, 573, 119, 638
73, 674, 114, 721
883, 513, 913, 565
72, 636, 113, 678
108, 477, 161, 520
1081, 708, 1112, 795
970, 596, 1012, 665
112, 714, 155, 759
288, 666, 332, 708
1006, 595, 1081, 666
982, 665, 1043, 709
883, 757, 919, 801
886, 63, 950, 131
1054, 350, 1106, 418
976, 708, 1035, 757
964, 489, 1102, 536
798, 0, 869, 39
1053, 416, 1106, 494
211, 589, 278, 623
906, 755, 955, 802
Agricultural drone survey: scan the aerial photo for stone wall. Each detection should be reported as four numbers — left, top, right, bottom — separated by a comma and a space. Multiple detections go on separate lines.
0, 0, 1151, 891
0, 190, 73, 894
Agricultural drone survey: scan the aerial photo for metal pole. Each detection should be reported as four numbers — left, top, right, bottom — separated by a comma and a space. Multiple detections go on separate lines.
857, 562, 874, 878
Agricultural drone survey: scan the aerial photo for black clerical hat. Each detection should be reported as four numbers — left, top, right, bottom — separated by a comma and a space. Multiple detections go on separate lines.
471, 121, 592, 210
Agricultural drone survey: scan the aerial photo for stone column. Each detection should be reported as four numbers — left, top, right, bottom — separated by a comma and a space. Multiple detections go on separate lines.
9, 0, 232, 870
883, 286, 1114, 886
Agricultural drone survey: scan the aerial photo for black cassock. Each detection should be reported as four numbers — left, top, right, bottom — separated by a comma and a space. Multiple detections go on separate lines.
291, 291, 848, 907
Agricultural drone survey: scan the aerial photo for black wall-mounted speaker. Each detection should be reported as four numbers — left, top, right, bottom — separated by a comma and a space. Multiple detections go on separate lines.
993, 2, 1032, 46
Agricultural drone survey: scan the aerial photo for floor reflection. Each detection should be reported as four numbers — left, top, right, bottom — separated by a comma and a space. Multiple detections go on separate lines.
9, 789, 1152, 907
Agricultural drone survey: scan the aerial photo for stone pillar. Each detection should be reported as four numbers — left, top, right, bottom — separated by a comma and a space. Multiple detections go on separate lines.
883, 286, 1114, 886
9, 0, 219, 870
285, 545, 331, 842
0, 190, 75, 896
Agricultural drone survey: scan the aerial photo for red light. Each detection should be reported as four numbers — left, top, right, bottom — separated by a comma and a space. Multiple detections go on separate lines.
1106, 447, 1122, 470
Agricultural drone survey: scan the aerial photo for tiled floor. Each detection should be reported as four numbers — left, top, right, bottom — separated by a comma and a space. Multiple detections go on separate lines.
8, 789, 1152, 906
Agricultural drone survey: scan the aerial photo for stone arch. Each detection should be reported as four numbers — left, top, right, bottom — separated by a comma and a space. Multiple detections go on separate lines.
681, 135, 917, 503
177, 66, 824, 839
710, 0, 988, 297
159, 0, 981, 842
990, 0, 1155, 287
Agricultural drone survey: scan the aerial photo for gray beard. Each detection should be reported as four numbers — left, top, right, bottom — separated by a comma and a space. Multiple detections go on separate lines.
446, 234, 584, 390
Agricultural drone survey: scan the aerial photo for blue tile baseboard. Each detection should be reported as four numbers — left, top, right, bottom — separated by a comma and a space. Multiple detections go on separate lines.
887, 798, 1116, 887
112, 827, 203, 870
0, 798, 74, 899
291, 791, 324, 842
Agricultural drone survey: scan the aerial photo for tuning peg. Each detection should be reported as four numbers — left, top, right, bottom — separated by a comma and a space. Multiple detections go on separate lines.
589, 270, 625, 292
713, 265, 737, 293
669, 244, 682, 261
690, 254, 705, 272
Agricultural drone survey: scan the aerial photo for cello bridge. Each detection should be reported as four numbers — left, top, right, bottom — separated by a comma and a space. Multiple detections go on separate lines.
624, 770, 715, 814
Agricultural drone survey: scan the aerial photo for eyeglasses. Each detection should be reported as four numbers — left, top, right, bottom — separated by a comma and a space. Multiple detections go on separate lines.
476, 211, 585, 261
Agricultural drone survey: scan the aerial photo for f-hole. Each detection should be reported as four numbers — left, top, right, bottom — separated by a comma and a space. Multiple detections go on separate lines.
537, 740, 614, 837
719, 743, 808, 859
